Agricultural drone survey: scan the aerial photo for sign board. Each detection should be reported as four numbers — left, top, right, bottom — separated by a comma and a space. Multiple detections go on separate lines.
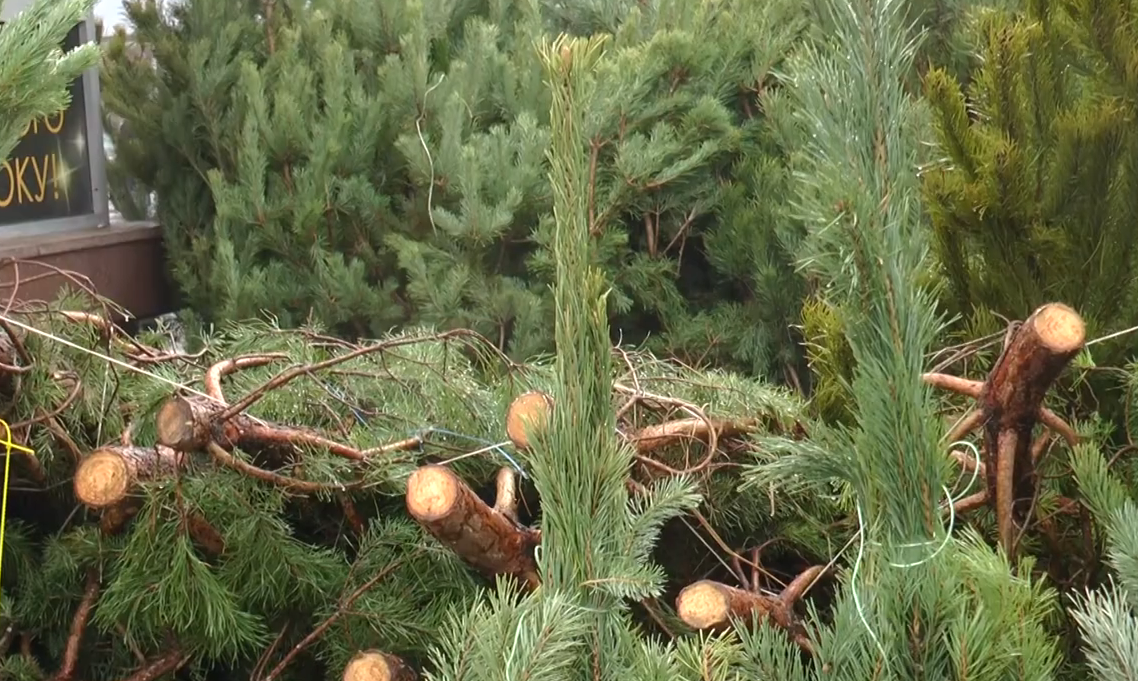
0, 0, 109, 238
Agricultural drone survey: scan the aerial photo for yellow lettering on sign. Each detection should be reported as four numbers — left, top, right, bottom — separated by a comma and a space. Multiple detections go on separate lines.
20, 109, 65, 137
0, 153, 62, 207
44, 110, 65, 134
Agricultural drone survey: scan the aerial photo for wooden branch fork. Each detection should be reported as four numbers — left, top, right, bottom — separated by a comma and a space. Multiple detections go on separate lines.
406, 465, 541, 589
924, 302, 1084, 560
156, 355, 420, 494
676, 565, 825, 653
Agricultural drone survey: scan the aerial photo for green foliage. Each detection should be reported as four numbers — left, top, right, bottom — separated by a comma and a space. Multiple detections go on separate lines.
0, 276, 816, 678
101, 0, 812, 383
0, 0, 100, 163
921, 0, 1138, 365
1070, 434, 1138, 680
736, 0, 1066, 677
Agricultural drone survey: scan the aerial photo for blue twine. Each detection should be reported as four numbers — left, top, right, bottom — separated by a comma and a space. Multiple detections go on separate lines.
316, 379, 369, 425
418, 427, 529, 479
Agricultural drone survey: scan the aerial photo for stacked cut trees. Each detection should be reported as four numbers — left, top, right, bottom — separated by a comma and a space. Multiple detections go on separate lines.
0, 280, 823, 678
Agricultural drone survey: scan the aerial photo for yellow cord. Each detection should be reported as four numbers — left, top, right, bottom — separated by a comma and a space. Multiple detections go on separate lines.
0, 420, 32, 597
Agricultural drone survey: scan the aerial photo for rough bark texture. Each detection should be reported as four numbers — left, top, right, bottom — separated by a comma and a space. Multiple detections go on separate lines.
73, 445, 225, 550
676, 565, 824, 651
405, 464, 540, 589
343, 651, 416, 681
157, 393, 377, 463
505, 391, 553, 450
979, 303, 1084, 554
73, 446, 185, 509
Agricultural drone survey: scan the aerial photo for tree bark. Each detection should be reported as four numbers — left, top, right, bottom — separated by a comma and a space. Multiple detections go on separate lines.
630, 417, 758, 453
73, 445, 224, 551
156, 395, 256, 452
677, 580, 797, 632
406, 464, 540, 589
157, 395, 380, 462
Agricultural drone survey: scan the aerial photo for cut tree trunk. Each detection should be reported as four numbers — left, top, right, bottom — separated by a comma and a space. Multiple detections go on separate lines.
157, 395, 370, 462
405, 464, 540, 589
505, 391, 553, 450
676, 565, 824, 652
157, 396, 256, 451
925, 302, 1085, 560
677, 580, 794, 632
73, 445, 225, 551
74, 446, 185, 509
343, 651, 415, 681
980, 304, 1084, 555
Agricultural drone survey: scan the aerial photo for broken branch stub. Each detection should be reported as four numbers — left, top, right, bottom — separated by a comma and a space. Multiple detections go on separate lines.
505, 391, 553, 450
343, 651, 416, 681
405, 464, 540, 589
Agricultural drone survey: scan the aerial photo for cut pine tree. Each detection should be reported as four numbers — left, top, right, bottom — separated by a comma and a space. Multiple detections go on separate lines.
676, 565, 824, 652
924, 302, 1085, 559
343, 651, 416, 681
504, 390, 553, 450
405, 464, 540, 589
72, 445, 225, 552
73, 445, 186, 510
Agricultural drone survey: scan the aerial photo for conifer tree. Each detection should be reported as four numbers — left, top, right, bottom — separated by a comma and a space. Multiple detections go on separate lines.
921, 0, 1138, 366
1070, 430, 1138, 680
422, 33, 704, 679
733, 0, 1065, 677
100, 0, 814, 384
0, 0, 100, 162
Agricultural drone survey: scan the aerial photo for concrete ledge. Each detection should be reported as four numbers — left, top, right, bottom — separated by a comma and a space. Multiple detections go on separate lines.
0, 221, 174, 320
0, 221, 162, 259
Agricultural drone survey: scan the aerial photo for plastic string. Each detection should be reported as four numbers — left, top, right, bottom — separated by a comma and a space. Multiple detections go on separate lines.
847, 438, 981, 667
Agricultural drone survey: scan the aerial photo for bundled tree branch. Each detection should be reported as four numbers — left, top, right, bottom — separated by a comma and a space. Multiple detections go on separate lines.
158, 354, 414, 460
